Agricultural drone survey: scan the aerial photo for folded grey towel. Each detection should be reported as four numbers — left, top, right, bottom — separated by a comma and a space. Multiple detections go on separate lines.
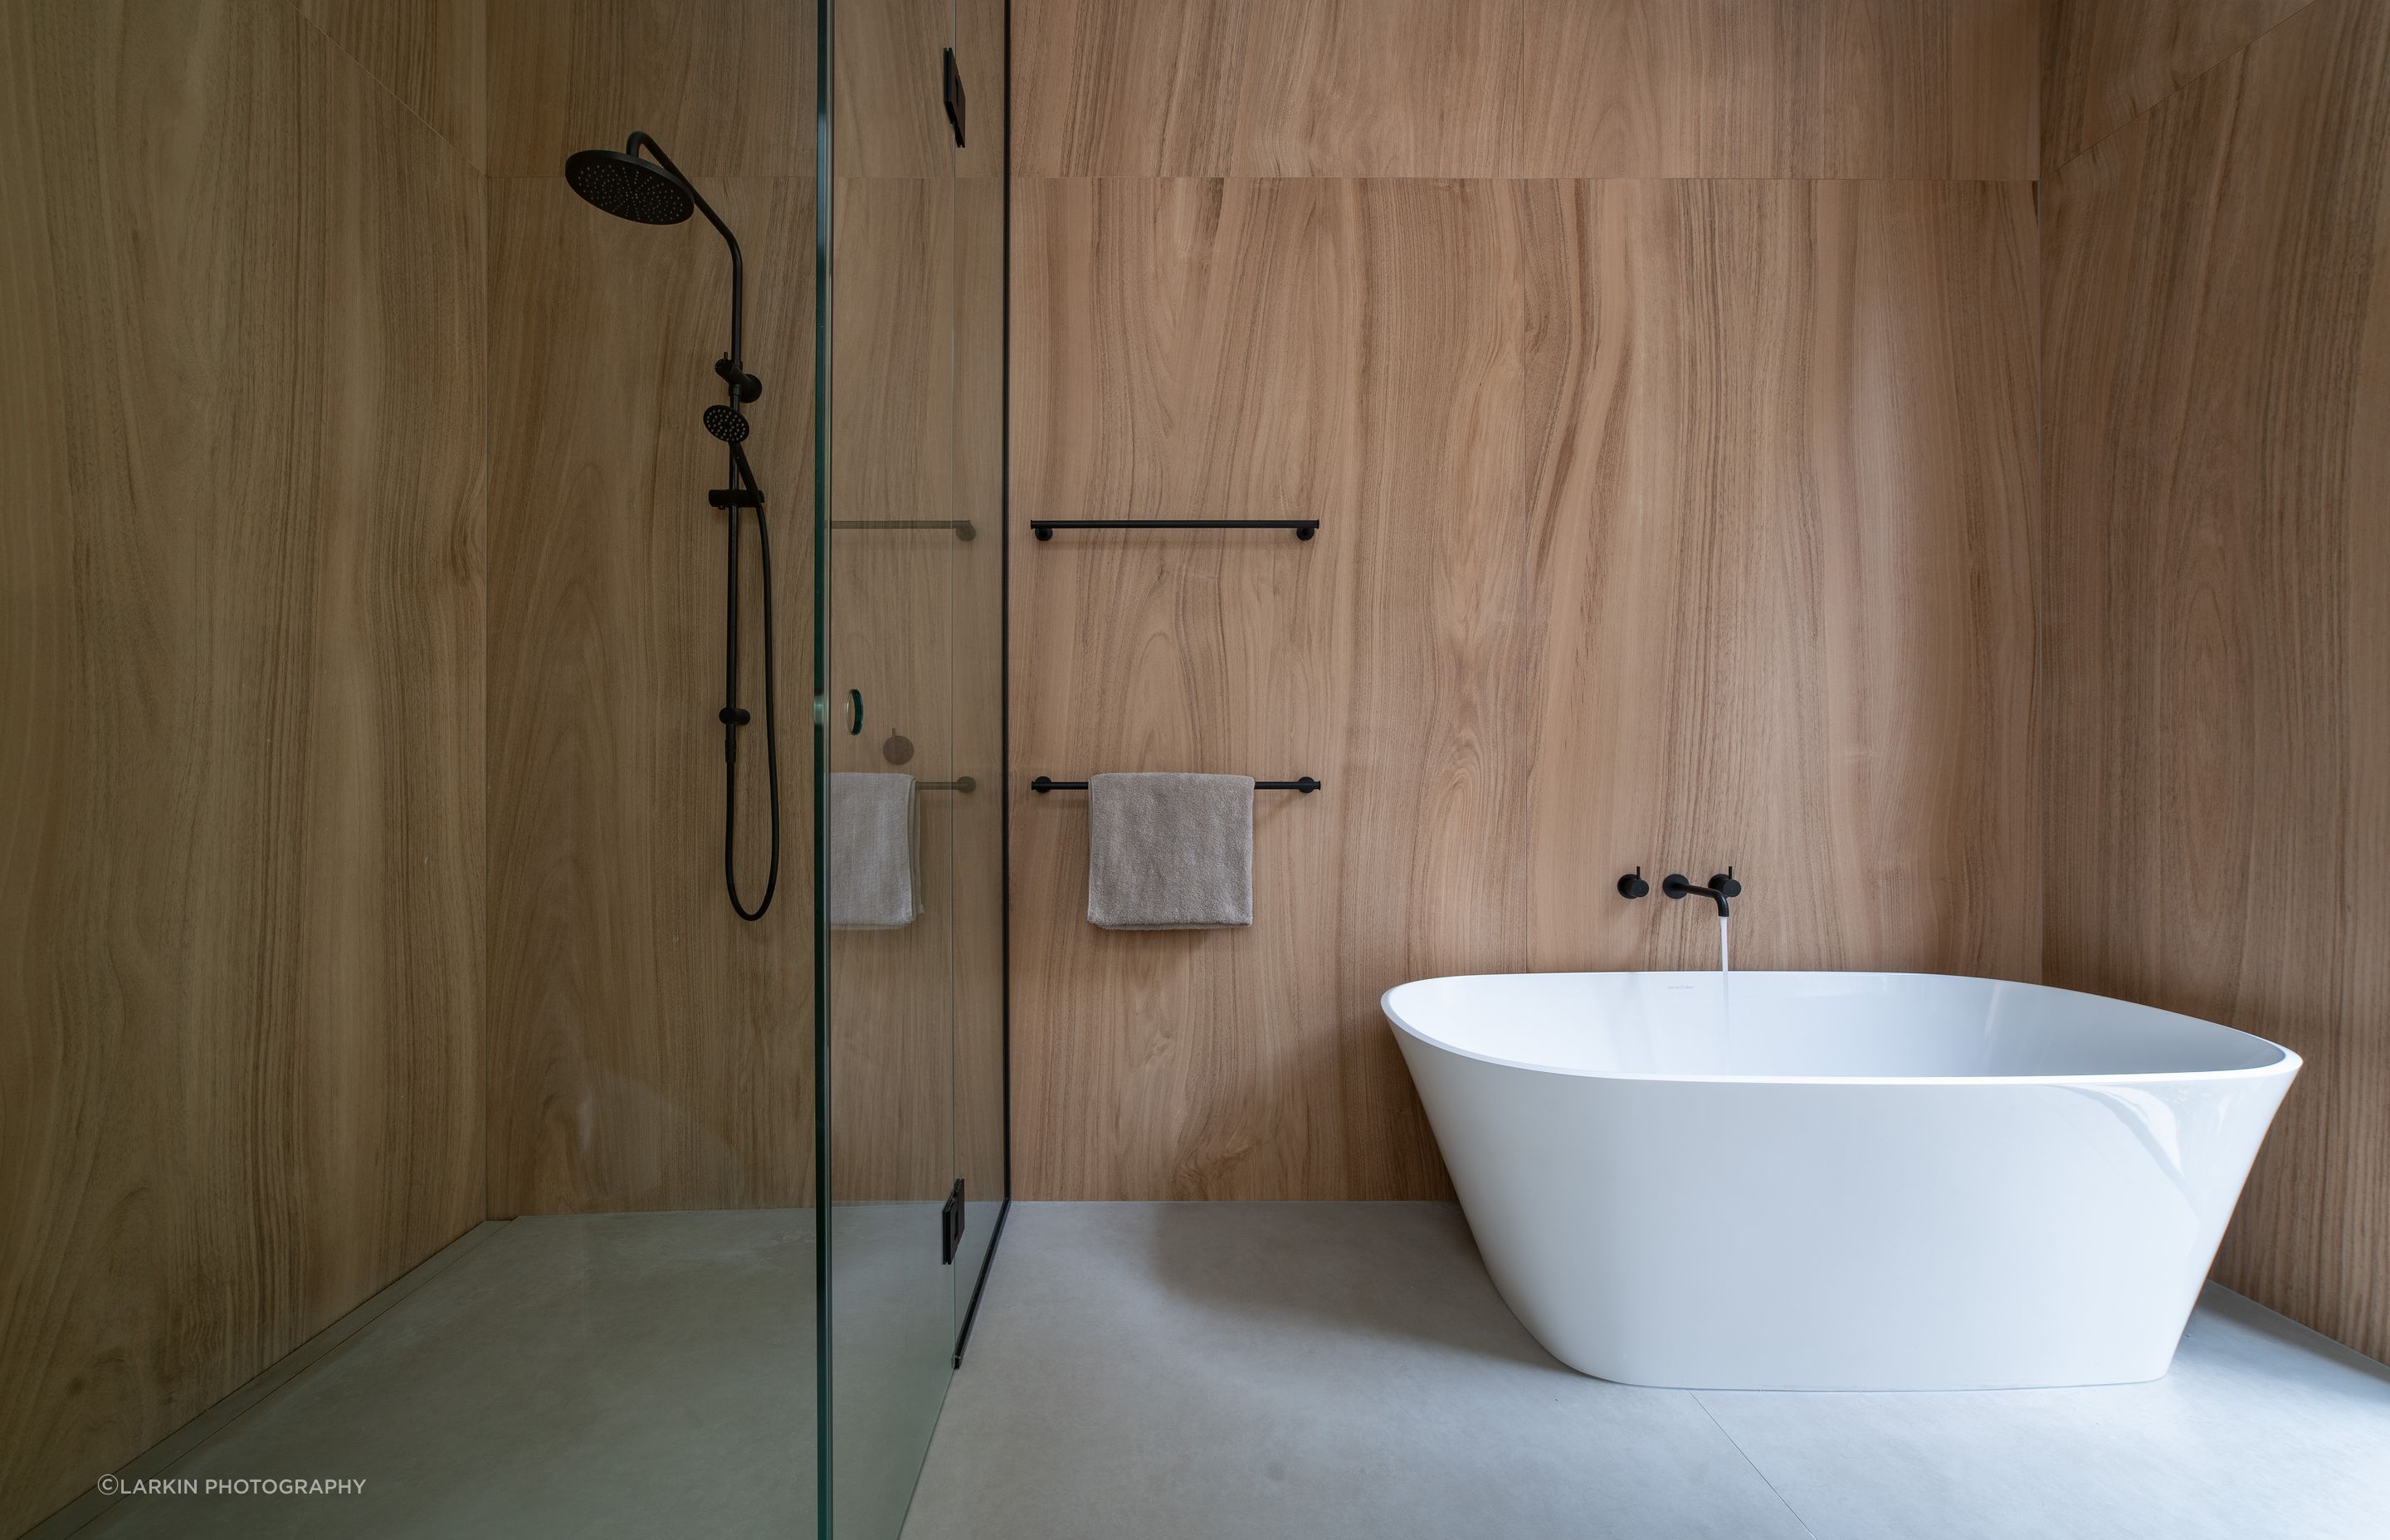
829, 772, 921, 928
1087, 772, 1255, 929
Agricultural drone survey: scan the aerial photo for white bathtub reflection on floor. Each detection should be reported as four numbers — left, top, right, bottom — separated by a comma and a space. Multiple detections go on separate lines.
1383, 972, 2299, 1391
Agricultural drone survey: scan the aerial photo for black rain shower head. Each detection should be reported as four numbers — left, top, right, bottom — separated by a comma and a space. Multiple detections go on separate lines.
563, 133, 749, 377
703, 403, 749, 443
565, 147, 695, 226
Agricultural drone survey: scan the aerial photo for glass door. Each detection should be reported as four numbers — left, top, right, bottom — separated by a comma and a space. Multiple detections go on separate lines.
948, 0, 1009, 1319
820, 1, 962, 1536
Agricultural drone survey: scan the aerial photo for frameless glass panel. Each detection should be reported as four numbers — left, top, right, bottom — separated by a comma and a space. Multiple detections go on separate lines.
823, 0, 960, 1535
948, 0, 1009, 1313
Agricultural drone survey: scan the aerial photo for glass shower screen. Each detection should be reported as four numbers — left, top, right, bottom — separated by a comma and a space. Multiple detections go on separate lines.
817, 0, 1009, 1535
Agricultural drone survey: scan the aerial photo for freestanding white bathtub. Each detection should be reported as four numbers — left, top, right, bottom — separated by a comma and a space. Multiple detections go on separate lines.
1384, 972, 2299, 1391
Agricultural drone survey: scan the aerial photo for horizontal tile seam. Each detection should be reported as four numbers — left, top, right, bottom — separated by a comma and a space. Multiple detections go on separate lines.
481, 172, 820, 182
1010, 173, 2041, 187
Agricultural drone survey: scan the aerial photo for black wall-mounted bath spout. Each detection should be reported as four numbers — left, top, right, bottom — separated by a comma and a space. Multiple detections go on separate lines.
1662, 868, 1739, 918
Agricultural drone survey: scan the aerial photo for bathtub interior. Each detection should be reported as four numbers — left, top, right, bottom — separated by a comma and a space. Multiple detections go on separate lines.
1381, 972, 2295, 1082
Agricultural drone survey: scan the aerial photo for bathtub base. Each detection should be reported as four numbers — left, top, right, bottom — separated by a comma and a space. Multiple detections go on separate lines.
1429, 1067, 2265, 1391
1530, 1316, 2180, 1394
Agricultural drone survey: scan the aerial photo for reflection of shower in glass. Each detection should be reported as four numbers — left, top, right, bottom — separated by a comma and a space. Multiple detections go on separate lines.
566, 132, 780, 920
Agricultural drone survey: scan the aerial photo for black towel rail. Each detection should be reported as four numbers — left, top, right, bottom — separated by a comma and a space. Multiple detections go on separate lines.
1031, 519, 1317, 541
1031, 775, 1320, 794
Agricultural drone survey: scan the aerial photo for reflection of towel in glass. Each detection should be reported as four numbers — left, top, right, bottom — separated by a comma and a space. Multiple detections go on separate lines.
828, 773, 920, 928
1086, 772, 1254, 929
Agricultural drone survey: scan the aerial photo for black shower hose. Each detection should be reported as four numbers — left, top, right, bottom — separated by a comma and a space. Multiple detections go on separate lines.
721, 440, 779, 921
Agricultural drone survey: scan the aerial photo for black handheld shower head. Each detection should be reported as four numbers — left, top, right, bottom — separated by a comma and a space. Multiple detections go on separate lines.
703, 403, 749, 443
564, 147, 695, 226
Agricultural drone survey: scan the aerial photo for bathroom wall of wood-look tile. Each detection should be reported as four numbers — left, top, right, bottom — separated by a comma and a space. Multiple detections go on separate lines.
2040, 0, 2313, 173
305, 0, 489, 167
1014, 0, 2039, 180
481, 1, 821, 1216
1009, 0, 2045, 1201
2041, 0, 2390, 1362
485, 0, 812, 178
0, 1, 486, 1530
483, 173, 819, 1216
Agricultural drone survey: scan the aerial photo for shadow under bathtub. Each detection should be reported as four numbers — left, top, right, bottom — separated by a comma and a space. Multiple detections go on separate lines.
1136, 1200, 1566, 1374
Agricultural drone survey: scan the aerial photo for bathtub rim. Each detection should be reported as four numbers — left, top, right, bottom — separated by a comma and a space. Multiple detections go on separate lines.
1381, 969, 2302, 1088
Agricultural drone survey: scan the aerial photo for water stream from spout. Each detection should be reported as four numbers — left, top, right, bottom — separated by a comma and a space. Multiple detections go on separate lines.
1719, 915, 1732, 975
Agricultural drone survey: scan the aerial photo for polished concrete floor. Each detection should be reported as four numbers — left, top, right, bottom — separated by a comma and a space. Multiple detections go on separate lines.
52, 1201, 2390, 1539
66, 1206, 962, 1540
902, 1202, 2390, 1540
72, 1210, 824, 1540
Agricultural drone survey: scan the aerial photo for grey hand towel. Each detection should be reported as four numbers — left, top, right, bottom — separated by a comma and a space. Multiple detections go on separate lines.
829, 772, 921, 928
1087, 772, 1255, 929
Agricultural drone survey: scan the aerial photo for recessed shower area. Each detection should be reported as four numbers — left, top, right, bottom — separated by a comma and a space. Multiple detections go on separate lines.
2, 2, 1002, 1537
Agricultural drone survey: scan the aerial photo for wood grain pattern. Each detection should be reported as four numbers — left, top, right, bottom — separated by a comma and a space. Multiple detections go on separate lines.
825, 173, 956, 1205
486, 0, 812, 178
1519, 0, 2038, 179
2041, 0, 2390, 1362
1236, 0, 1523, 177
485, 174, 817, 1216
2347, 163, 2390, 1362
956, 0, 1007, 182
1012, 178, 1406, 1199
832, 0, 951, 180
1011, 0, 1254, 176
1009, 175, 2040, 1199
1013, 0, 2037, 179
1013, 0, 1525, 176
302, 0, 486, 167
2041, 0, 2313, 172
0, 3, 485, 1531
1521, 178, 2041, 981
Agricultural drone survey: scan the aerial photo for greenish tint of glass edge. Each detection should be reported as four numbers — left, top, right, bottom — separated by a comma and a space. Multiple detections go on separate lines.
811, 0, 834, 1533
